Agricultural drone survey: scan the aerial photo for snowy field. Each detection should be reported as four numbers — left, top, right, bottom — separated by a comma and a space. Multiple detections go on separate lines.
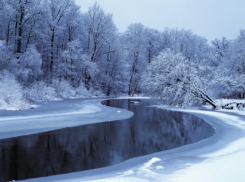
1, 98, 245, 182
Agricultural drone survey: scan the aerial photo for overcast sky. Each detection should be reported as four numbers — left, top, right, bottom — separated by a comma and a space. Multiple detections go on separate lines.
74, 0, 245, 41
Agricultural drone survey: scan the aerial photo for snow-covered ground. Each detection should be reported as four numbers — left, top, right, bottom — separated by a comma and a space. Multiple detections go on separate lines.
1, 98, 245, 182
0, 98, 133, 139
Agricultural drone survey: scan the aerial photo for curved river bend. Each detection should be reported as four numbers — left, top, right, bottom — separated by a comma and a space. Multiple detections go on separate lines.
0, 99, 214, 181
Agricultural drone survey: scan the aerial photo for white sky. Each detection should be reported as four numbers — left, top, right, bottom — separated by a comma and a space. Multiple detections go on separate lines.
75, 0, 245, 41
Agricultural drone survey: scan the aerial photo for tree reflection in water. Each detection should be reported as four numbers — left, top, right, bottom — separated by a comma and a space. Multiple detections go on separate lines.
0, 99, 214, 181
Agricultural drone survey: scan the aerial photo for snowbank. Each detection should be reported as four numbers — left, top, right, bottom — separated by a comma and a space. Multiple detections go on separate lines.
0, 98, 133, 139
15, 99, 245, 182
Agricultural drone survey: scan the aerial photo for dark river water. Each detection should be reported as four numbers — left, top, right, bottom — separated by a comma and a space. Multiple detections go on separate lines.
0, 99, 214, 181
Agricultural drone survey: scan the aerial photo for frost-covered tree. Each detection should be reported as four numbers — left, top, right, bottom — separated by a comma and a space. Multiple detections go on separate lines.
0, 40, 15, 71
161, 29, 209, 64
212, 31, 245, 99
97, 40, 128, 95
41, 0, 80, 80
0, 0, 43, 55
16, 45, 42, 84
59, 40, 98, 87
141, 49, 216, 108
82, 3, 118, 89
82, 3, 117, 62
210, 37, 230, 67
122, 23, 149, 95
1, 0, 245, 103
144, 28, 162, 63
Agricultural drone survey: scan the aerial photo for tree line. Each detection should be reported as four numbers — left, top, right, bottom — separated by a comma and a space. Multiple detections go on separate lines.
0, 0, 244, 109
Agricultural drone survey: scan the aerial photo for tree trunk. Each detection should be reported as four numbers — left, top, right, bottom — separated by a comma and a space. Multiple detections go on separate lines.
106, 85, 111, 96
16, 4, 24, 56
50, 28, 55, 79
128, 51, 138, 95
200, 91, 217, 109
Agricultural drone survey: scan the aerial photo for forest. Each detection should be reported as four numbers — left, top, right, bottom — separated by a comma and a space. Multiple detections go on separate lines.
0, 0, 245, 110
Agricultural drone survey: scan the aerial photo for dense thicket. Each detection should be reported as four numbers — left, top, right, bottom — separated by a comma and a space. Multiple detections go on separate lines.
0, 0, 244, 109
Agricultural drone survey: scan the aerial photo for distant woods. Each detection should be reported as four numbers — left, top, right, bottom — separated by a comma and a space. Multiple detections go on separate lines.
0, 0, 245, 109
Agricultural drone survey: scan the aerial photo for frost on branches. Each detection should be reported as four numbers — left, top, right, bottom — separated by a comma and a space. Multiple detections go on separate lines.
0, 71, 30, 110
142, 49, 217, 109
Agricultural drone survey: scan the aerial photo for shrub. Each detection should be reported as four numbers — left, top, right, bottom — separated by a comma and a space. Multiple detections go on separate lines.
24, 81, 57, 101
52, 79, 75, 98
0, 70, 30, 110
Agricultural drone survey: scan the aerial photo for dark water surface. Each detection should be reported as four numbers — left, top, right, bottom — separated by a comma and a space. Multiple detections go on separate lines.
0, 99, 214, 181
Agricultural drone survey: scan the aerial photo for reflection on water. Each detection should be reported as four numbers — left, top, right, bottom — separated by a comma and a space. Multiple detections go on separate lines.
0, 99, 214, 181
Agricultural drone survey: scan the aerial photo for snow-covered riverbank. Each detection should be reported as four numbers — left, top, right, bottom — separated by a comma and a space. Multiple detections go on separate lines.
1, 98, 245, 182
0, 98, 133, 139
